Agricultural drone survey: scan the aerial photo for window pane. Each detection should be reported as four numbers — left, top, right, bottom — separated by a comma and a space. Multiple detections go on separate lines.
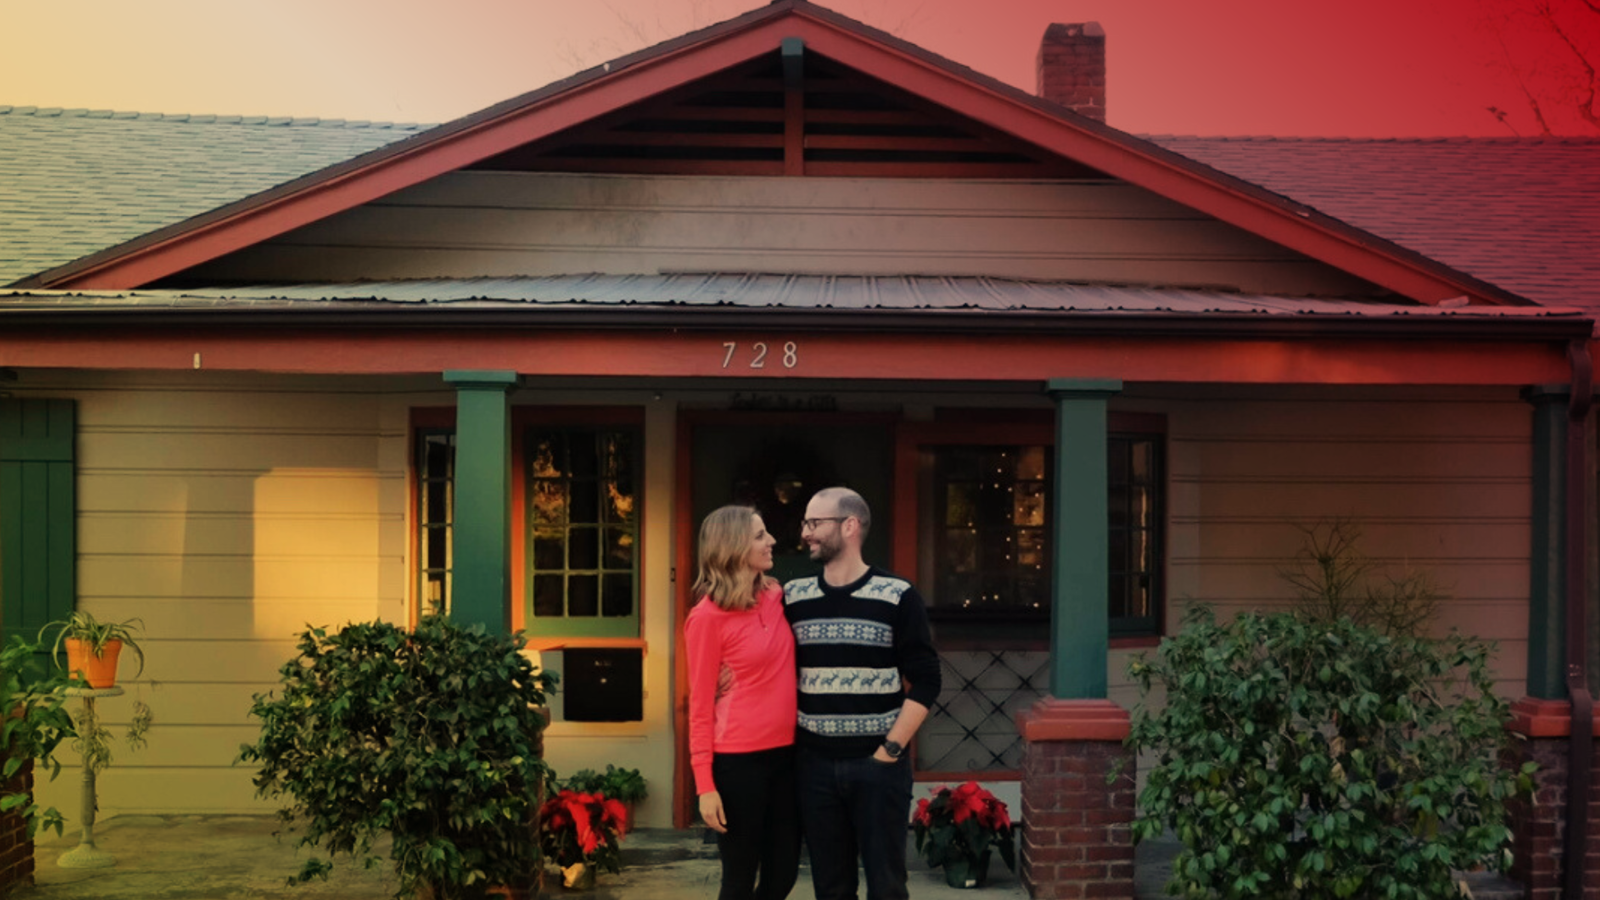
603, 573, 633, 617
533, 574, 565, 617
534, 534, 564, 570
946, 529, 978, 573
568, 575, 599, 617
946, 483, 978, 527
1016, 529, 1047, 569
604, 480, 635, 526
569, 431, 598, 479
569, 528, 600, 569
1015, 446, 1047, 481
603, 432, 633, 480
606, 527, 634, 568
1014, 483, 1047, 527
1108, 440, 1130, 485
532, 482, 567, 527
570, 482, 600, 524
530, 433, 566, 478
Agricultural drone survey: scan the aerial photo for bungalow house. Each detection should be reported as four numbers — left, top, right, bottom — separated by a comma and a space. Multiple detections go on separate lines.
3, 3, 1599, 896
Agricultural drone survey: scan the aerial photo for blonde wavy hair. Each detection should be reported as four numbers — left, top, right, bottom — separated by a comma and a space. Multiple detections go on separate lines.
692, 505, 774, 611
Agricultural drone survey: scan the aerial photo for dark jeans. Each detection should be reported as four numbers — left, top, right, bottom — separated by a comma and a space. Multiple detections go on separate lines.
712, 745, 801, 900
796, 746, 913, 900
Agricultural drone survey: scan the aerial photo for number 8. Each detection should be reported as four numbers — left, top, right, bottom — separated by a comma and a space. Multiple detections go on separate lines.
783, 342, 798, 368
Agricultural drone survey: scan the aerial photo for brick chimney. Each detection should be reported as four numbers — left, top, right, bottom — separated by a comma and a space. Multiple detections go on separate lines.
1036, 22, 1106, 122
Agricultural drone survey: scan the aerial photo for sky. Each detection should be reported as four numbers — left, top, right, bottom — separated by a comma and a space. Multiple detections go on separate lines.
3, 0, 1597, 137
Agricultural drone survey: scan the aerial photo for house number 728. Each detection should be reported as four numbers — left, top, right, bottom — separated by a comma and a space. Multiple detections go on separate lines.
722, 341, 798, 369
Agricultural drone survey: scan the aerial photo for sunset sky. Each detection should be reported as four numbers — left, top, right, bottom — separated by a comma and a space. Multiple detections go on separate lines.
4, 0, 1596, 137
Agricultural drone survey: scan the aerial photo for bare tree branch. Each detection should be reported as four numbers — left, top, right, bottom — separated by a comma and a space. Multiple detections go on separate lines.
1536, 0, 1600, 129
1493, 23, 1554, 133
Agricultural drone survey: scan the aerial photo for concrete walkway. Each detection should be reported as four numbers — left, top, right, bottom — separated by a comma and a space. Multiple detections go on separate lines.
13, 815, 1520, 899
14, 814, 1091, 899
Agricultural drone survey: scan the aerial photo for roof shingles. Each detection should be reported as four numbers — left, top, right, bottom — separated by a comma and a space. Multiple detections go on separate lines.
0, 107, 425, 285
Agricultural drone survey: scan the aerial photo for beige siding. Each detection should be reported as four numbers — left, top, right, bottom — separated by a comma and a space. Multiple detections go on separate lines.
1156, 385, 1532, 699
29, 373, 406, 822
184, 172, 1381, 298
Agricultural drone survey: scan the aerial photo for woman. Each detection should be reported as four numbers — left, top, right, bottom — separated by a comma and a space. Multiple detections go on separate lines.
685, 505, 800, 900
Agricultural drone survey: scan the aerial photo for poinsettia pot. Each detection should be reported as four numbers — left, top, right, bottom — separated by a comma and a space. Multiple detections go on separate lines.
943, 851, 991, 889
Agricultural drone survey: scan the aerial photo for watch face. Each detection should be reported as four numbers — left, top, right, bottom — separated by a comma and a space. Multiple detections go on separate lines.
883, 740, 904, 758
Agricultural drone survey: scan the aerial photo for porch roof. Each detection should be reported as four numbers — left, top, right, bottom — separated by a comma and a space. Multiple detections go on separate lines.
0, 275, 1588, 339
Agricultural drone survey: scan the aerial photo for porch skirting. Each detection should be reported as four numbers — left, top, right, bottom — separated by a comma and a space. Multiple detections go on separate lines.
1508, 697, 1600, 900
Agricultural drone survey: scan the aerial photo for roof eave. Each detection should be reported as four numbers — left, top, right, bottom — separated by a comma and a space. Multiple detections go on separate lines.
0, 304, 1587, 342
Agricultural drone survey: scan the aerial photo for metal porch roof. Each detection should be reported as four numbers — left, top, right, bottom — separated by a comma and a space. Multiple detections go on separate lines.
0, 275, 1586, 328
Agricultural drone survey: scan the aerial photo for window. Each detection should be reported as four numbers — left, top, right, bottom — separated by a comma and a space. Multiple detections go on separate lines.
918, 428, 1164, 636
409, 411, 642, 638
525, 427, 640, 638
415, 430, 455, 614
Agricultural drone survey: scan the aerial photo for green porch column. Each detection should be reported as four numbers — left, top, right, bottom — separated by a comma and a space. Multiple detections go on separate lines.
1046, 378, 1123, 699
1524, 385, 1568, 699
445, 371, 518, 636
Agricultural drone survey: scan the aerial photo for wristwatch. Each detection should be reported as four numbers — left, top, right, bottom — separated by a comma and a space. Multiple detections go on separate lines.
881, 740, 905, 760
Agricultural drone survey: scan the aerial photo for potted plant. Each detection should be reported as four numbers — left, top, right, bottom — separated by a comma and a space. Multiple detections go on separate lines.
239, 615, 557, 900
558, 765, 647, 819
38, 612, 146, 689
537, 788, 628, 890
911, 782, 1017, 889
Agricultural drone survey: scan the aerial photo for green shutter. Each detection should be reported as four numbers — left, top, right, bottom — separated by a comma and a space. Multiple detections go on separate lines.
0, 399, 76, 649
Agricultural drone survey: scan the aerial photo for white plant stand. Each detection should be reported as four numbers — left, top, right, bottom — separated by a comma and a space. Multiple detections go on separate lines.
55, 686, 123, 869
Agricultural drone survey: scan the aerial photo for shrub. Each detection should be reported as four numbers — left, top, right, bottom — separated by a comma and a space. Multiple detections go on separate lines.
1279, 519, 1444, 639
0, 635, 73, 839
1125, 607, 1532, 900
557, 765, 648, 805
239, 616, 557, 900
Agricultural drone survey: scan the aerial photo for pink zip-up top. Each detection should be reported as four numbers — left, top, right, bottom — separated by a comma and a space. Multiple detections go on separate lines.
684, 582, 797, 795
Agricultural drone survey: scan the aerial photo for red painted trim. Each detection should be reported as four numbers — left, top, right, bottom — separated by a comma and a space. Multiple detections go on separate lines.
672, 413, 696, 829
1016, 698, 1132, 742
37, 5, 1513, 308
0, 329, 1570, 385
1508, 696, 1600, 737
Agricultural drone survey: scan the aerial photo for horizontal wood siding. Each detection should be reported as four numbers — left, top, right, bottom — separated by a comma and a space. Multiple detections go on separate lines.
1159, 386, 1532, 699
27, 375, 406, 821
185, 172, 1381, 298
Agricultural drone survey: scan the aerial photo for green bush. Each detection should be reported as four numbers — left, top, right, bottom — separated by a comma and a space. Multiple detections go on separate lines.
239, 616, 557, 900
557, 765, 648, 806
1126, 607, 1531, 900
0, 635, 73, 839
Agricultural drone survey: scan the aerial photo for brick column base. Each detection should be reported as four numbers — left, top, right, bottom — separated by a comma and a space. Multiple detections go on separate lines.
1506, 697, 1600, 900
0, 758, 36, 893
1017, 699, 1135, 900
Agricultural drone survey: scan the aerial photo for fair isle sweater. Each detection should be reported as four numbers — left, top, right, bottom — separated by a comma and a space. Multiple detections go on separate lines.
783, 567, 942, 758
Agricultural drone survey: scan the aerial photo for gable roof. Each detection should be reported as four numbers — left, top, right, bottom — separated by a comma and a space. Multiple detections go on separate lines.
0, 106, 425, 286
4, 0, 1531, 309
1153, 136, 1600, 316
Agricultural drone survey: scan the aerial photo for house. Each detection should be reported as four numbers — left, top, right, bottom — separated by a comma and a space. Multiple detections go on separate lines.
2, 3, 1598, 896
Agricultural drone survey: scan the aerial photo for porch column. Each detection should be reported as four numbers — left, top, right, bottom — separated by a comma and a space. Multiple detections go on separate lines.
445, 370, 517, 636
1044, 377, 1121, 698
1017, 378, 1134, 900
1507, 384, 1600, 900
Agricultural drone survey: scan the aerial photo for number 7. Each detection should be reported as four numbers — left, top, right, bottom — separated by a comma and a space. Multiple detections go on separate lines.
722, 342, 737, 369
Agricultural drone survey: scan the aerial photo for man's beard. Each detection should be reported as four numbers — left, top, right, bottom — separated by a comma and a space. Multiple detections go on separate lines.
809, 537, 839, 564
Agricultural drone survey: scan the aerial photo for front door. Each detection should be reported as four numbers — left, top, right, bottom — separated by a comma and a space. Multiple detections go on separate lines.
675, 414, 893, 825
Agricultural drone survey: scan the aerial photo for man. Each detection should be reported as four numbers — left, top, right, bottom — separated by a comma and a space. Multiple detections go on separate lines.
783, 486, 941, 900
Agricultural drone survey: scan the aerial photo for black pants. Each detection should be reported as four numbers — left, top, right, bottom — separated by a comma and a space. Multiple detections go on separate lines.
712, 745, 801, 900
796, 746, 913, 900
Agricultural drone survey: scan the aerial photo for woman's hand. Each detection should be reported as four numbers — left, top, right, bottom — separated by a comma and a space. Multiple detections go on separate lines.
700, 791, 728, 833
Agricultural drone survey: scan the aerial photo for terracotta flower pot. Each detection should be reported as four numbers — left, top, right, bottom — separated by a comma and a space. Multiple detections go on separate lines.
64, 639, 122, 688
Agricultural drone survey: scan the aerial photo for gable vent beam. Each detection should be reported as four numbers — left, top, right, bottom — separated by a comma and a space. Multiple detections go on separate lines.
783, 36, 805, 175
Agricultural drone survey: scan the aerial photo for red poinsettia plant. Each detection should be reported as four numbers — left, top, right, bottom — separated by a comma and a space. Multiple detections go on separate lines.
538, 789, 629, 876
911, 782, 1017, 879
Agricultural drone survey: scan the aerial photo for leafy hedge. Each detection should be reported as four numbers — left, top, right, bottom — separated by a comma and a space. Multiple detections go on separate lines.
239, 616, 557, 900
1126, 608, 1531, 900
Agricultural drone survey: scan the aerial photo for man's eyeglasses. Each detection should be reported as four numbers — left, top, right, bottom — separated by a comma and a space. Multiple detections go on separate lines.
800, 516, 850, 532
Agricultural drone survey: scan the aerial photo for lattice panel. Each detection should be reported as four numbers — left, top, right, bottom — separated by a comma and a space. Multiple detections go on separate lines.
917, 650, 1049, 772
